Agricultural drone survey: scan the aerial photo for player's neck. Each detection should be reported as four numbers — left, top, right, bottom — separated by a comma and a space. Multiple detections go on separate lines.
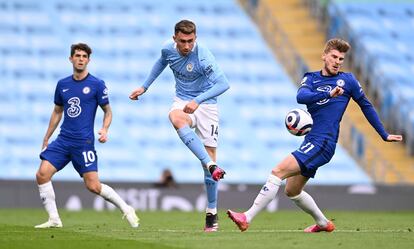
73, 70, 89, 81
320, 69, 338, 77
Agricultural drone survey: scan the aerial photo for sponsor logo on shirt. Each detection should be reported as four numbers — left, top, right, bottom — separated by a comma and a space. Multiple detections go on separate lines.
204, 64, 213, 77
316, 85, 332, 105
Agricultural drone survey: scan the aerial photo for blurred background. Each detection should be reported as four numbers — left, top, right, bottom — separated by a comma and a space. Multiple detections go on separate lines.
0, 0, 413, 211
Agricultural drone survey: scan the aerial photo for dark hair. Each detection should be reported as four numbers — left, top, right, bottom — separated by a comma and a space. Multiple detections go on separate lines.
174, 19, 196, 35
70, 43, 92, 57
323, 38, 350, 54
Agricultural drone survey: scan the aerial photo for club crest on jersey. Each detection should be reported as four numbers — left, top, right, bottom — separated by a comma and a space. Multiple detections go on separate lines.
186, 63, 193, 72
336, 79, 345, 87
83, 86, 90, 94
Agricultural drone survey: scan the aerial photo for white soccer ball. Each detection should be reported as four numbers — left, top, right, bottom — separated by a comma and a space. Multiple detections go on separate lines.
285, 108, 313, 136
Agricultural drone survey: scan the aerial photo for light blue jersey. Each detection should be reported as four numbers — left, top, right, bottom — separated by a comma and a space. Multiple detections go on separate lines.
142, 41, 229, 104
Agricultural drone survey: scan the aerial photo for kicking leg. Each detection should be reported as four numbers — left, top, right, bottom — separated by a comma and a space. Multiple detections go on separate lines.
170, 110, 224, 180
83, 172, 139, 228
35, 160, 62, 228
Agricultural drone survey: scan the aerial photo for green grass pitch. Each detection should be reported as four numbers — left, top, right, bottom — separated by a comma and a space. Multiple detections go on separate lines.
0, 209, 413, 249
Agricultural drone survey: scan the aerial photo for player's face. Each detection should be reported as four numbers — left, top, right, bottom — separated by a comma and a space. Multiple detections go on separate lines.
174, 32, 196, 56
322, 49, 345, 76
69, 49, 90, 73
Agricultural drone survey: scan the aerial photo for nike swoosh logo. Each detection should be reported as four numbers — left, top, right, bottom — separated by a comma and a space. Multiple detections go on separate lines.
313, 80, 321, 83
85, 163, 93, 167
62, 89, 69, 92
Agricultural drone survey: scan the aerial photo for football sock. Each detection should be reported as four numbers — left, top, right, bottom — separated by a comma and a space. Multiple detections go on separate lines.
245, 174, 282, 223
100, 183, 130, 214
289, 191, 328, 227
177, 125, 211, 166
38, 181, 60, 220
203, 167, 218, 212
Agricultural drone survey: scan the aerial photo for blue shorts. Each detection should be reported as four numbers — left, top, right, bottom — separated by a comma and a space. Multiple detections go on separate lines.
40, 136, 98, 177
291, 136, 336, 178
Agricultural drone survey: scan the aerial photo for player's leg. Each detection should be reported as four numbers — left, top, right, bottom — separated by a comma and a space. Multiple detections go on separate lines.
35, 160, 62, 228
169, 103, 224, 180
170, 109, 213, 165
227, 154, 300, 232
203, 146, 219, 232
83, 172, 139, 228
285, 175, 334, 232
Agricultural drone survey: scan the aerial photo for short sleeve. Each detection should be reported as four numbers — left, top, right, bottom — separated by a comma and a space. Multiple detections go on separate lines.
54, 82, 63, 106
96, 80, 109, 106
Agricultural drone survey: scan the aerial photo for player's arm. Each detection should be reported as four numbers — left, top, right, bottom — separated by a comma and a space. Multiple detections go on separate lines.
184, 76, 229, 114
296, 85, 342, 104
98, 104, 112, 143
129, 55, 168, 100
42, 104, 63, 149
355, 96, 403, 142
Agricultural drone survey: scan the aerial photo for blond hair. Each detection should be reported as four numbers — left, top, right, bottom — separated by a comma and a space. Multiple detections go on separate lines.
323, 38, 350, 54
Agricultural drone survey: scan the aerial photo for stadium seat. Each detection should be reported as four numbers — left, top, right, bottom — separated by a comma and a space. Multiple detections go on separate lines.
0, 0, 370, 184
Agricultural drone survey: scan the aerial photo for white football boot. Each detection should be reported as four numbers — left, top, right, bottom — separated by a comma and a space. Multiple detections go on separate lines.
35, 218, 63, 228
123, 206, 140, 228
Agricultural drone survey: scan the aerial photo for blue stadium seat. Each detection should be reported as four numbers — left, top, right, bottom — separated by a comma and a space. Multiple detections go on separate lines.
0, 0, 370, 184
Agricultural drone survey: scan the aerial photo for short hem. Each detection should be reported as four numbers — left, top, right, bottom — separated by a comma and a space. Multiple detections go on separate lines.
291, 152, 315, 178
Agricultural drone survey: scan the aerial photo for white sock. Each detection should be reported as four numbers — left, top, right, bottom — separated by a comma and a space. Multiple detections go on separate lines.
38, 181, 60, 220
244, 174, 282, 223
289, 191, 328, 227
206, 207, 217, 215
99, 183, 130, 214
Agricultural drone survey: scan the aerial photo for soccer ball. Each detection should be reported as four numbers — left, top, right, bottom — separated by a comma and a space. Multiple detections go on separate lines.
285, 108, 313, 136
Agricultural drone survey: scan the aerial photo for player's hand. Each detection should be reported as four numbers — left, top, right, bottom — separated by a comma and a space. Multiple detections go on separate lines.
129, 87, 146, 100
386, 134, 403, 142
330, 86, 344, 98
41, 140, 48, 151
183, 100, 199, 114
98, 128, 108, 143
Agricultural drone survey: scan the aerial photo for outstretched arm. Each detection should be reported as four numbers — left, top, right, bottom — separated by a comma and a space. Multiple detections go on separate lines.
297, 85, 343, 104
355, 95, 403, 142
42, 105, 63, 149
129, 56, 168, 100
98, 104, 112, 143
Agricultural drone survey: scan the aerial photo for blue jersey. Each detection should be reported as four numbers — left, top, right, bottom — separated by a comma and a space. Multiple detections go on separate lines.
54, 73, 109, 141
142, 41, 229, 104
297, 71, 388, 142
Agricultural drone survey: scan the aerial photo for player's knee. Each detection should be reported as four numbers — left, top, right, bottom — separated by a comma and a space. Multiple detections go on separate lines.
284, 188, 301, 198
169, 112, 188, 129
86, 182, 101, 194
271, 168, 284, 179
36, 170, 51, 184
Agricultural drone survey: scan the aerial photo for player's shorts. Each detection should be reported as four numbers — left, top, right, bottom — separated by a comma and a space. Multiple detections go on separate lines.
291, 136, 336, 178
40, 135, 98, 177
170, 97, 219, 147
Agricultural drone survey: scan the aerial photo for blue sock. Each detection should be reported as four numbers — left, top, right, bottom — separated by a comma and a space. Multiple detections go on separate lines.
177, 126, 211, 166
204, 168, 218, 210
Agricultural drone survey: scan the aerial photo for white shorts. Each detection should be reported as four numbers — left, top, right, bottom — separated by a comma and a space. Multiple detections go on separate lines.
169, 97, 219, 147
